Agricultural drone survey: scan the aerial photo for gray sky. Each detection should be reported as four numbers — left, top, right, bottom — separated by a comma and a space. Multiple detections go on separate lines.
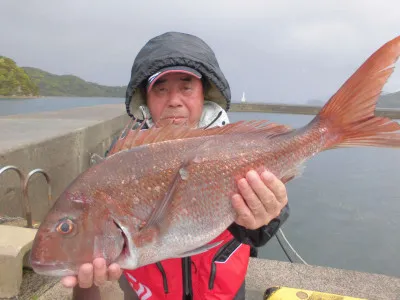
2, 0, 400, 104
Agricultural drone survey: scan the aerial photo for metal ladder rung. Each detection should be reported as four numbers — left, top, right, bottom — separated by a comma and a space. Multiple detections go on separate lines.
0, 165, 52, 228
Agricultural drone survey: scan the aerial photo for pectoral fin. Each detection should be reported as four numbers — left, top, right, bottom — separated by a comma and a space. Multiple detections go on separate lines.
140, 158, 194, 232
138, 141, 214, 242
280, 163, 305, 184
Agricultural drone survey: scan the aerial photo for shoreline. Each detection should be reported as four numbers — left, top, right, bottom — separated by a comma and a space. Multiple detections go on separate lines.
1, 97, 399, 118
0, 95, 41, 99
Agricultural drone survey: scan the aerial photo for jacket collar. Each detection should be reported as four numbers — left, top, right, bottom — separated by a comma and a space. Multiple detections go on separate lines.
137, 101, 230, 129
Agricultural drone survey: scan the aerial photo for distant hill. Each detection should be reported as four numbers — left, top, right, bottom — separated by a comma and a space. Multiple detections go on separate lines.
306, 92, 400, 109
0, 56, 39, 97
22, 67, 126, 97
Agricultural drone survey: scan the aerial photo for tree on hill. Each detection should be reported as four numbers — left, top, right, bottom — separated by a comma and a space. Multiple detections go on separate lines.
23, 67, 126, 97
0, 56, 39, 97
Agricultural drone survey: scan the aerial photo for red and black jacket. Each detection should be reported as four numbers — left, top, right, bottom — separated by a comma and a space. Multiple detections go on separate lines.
121, 210, 289, 300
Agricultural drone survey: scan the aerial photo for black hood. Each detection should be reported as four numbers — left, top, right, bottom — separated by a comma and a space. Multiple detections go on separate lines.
125, 32, 231, 120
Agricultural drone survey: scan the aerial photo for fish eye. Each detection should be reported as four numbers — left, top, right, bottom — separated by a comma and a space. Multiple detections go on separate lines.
56, 219, 74, 234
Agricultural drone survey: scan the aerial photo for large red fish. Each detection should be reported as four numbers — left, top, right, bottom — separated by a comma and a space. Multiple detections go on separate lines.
30, 36, 400, 277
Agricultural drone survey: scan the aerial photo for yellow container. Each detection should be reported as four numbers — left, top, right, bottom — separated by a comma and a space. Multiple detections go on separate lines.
264, 286, 367, 300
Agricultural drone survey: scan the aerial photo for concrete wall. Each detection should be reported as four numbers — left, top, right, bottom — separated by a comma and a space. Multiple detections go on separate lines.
0, 104, 130, 222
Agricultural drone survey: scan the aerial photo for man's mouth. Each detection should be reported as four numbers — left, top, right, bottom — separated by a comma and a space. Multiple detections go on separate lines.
163, 116, 185, 119
161, 117, 187, 125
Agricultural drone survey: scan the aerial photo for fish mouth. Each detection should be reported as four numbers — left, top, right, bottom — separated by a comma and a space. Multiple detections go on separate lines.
30, 261, 77, 277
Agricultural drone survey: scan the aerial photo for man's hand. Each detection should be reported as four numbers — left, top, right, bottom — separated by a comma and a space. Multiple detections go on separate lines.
232, 170, 288, 230
61, 258, 122, 288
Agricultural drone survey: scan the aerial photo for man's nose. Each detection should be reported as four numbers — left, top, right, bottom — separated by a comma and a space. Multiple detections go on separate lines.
166, 90, 183, 107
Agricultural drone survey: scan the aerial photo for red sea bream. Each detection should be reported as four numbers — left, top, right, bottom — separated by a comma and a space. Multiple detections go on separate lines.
30, 36, 400, 277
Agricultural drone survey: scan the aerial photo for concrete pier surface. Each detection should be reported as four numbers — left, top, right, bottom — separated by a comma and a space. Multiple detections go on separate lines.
0, 104, 399, 299
11, 257, 400, 300
245, 258, 400, 300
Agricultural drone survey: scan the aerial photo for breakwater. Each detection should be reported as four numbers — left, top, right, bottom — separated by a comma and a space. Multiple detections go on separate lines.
230, 103, 400, 119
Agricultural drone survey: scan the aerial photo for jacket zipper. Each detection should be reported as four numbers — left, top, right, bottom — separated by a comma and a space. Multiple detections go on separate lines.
182, 257, 193, 299
208, 238, 238, 290
156, 262, 169, 293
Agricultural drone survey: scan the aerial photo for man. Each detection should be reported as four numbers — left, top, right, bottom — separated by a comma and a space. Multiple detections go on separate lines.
63, 32, 289, 300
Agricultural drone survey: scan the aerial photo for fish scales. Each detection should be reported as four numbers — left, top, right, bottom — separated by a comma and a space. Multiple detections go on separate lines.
125, 128, 322, 265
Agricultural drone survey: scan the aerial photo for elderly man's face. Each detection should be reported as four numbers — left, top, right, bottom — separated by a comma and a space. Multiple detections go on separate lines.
146, 72, 204, 127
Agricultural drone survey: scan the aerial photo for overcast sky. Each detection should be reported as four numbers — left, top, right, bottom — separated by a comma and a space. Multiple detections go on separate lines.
2, 0, 400, 104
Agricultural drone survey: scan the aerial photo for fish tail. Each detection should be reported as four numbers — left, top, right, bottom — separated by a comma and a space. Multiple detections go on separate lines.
313, 35, 400, 150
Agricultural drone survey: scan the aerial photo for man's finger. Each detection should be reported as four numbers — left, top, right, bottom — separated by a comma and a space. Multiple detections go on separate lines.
61, 276, 77, 288
237, 176, 264, 213
231, 193, 257, 229
261, 171, 288, 204
93, 258, 107, 286
108, 263, 122, 281
246, 170, 277, 208
243, 171, 279, 224
78, 263, 94, 288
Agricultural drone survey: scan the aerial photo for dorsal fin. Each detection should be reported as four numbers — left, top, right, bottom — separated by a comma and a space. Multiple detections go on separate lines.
107, 118, 293, 155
